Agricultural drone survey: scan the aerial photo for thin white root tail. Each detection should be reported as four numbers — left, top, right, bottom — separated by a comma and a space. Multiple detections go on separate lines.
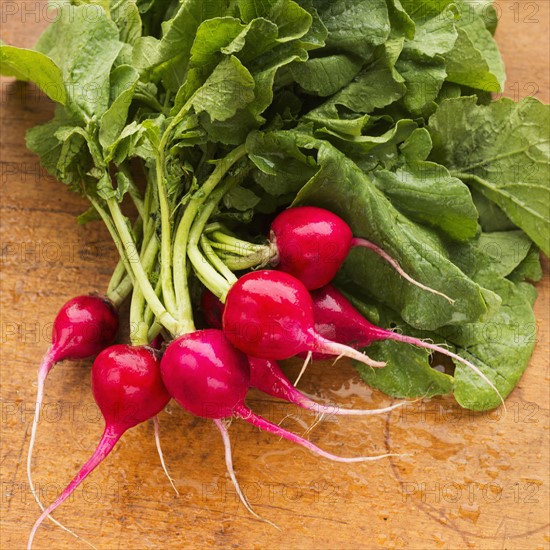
294, 351, 312, 387
352, 237, 455, 304
213, 419, 280, 530
153, 416, 180, 496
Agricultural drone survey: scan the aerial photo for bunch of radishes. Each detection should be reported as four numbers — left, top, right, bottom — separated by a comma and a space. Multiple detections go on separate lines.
27, 149, 502, 547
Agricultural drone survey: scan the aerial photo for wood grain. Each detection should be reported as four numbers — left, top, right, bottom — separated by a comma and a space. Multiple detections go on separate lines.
1, 2, 548, 549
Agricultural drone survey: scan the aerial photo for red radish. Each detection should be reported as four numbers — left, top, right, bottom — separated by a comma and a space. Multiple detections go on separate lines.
269, 206, 453, 301
309, 285, 503, 403
27, 296, 118, 538
248, 357, 405, 416
160, 329, 395, 523
160, 330, 250, 419
45, 295, 119, 362
28, 344, 170, 549
222, 270, 385, 368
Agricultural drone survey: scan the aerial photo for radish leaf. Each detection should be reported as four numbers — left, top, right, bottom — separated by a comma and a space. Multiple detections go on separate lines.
429, 96, 550, 255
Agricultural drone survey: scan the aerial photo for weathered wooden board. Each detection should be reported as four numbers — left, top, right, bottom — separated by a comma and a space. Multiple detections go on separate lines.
1, 2, 548, 549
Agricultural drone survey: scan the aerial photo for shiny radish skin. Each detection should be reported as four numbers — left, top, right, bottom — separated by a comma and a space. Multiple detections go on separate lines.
50, 295, 119, 363
269, 207, 453, 302
248, 357, 405, 417
35, 294, 119, 393
161, 329, 250, 419
202, 295, 397, 415
302, 285, 389, 360
92, 346, 170, 429
222, 270, 385, 368
309, 285, 504, 404
28, 345, 170, 549
311, 285, 396, 347
270, 206, 352, 290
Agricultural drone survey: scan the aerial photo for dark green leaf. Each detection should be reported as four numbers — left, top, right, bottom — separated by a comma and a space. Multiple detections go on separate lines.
99, 65, 140, 149
290, 54, 363, 97
315, 0, 391, 60
372, 160, 480, 241
451, 277, 537, 411
290, 136, 499, 330
429, 96, 550, 255
223, 185, 261, 211
193, 55, 255, 122
443, 0, 505, 92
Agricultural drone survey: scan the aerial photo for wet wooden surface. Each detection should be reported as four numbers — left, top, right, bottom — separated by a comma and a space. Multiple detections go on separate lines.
1, 2, 549, 549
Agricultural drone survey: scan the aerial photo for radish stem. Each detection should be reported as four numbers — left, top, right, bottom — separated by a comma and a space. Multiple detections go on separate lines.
310, 331, 386, 368
172, 144, 246, 323
154, 95, 197, 318
107, 196, 179, 334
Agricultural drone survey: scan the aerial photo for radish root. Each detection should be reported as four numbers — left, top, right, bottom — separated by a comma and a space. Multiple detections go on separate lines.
153, 416, 180, 495
213, 419, 280, 529
235, 404, 400, 463
351, 237, 455, 304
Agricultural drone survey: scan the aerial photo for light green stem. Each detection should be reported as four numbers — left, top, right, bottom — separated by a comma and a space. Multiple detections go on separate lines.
143, 167, 157, 239
143, 278, 162, 328
188, 244, 232, 299
212, 249, 265, 271
210, 231, 267, 255
172, 144, 247, 329
154, 94, 197, 319
130, 286, 150, 346
88, 196, 135, 284
147, 321, 163, 343
107, 259, 127, 296
200, 236, 238, 284
106, 197, 178, 335
187, 171, 248, 294
108, 274, 133, 307
129, 237, 159, 345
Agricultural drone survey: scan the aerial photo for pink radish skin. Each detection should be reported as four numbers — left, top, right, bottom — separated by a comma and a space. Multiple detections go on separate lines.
28, 345, 170, 549
161, 329, 250, 419
269, 206, 453, 302
309, 285, 503, 402
27, 296, 118, 539
222, 270, 385, 368
248, 357, 405, 417
269, 206, 352, 290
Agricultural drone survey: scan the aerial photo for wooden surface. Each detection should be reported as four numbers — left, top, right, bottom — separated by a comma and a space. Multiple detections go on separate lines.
1, 2, 549, 549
